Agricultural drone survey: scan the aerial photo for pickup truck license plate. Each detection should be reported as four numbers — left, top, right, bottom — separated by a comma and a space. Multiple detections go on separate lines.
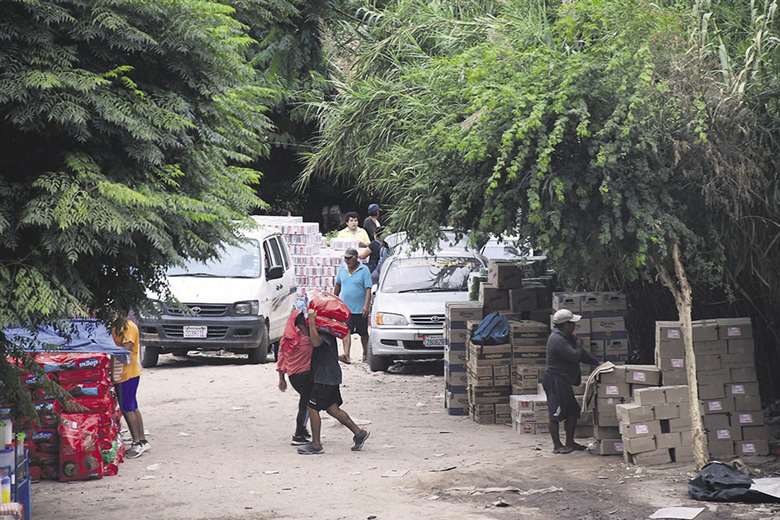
183, 326, 208, 338
422, 336, 446, 348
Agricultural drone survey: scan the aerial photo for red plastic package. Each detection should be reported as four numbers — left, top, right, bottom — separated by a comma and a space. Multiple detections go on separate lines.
58, 414, 104, 481
315, 316, 349, 339
308, 290, 351, 322
34, 352, 111, 385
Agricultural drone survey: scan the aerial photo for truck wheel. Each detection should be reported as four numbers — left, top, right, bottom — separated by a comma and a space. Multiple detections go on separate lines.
367, 347, 390, 372
141, 345, 160, 368
247, 325, 270, 365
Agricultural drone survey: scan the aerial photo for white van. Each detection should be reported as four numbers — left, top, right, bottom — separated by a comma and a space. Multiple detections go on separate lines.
138, 220, 297, 366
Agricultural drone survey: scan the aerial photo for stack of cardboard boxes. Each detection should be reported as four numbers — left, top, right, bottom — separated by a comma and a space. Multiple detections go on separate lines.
444, 301, 484, 416
592, 365, 662, 455
510, 394, 549, 434
552, 292, 630, 366
655, 318, 769, 458
509, 320, 549, 392
617, 385, 694, 465
480, 260, 553, 321
467, 342, 512, 424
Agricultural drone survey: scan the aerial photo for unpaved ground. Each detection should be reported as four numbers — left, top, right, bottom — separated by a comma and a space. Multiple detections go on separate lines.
35, 344, 780, 520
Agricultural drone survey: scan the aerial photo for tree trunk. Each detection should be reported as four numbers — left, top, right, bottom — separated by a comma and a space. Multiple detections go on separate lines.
658, 242, 708, 469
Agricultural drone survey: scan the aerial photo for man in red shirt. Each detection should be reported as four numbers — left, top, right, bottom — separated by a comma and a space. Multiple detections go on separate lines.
277, 308, 321, 445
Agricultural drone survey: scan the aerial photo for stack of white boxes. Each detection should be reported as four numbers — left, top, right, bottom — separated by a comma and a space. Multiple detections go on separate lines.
618, 385, 693, 465
444, 301, 484, 416
511, 394, 549, 434
656, 318, 769, 459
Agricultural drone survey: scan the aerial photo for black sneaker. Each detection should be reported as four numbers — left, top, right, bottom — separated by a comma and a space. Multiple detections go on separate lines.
291, 435, 309, 446
351, 430, 370, 451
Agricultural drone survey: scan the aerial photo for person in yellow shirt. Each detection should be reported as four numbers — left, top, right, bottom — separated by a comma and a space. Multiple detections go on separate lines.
112, 312, 150, 459
336, 212, 371, 247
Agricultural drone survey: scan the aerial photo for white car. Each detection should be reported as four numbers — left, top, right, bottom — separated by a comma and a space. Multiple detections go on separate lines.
138, 218, 297, 367
367, 248, 485, 372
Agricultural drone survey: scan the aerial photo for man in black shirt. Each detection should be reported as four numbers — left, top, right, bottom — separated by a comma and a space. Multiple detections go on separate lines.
542, 309, 601, 454
297, 331, 370, 455
363, 203, 381, 242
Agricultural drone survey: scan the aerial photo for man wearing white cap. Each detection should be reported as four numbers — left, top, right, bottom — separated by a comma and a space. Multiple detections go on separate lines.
543, 309, 601, 454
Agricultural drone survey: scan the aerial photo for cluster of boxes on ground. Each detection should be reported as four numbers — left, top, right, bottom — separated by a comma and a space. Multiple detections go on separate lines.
656, 318, 768, 458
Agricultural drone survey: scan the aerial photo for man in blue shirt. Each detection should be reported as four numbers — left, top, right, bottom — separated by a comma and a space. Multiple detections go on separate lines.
335, 248, 373, 362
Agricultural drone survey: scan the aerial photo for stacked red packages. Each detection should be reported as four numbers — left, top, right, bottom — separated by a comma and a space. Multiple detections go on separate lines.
58, 414, 103, 481
308, 290, 351, 338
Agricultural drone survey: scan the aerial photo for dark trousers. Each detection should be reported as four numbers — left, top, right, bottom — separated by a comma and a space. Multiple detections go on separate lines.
289, 372, 313, 436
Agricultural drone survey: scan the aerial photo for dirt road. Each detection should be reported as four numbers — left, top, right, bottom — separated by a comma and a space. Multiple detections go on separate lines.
34, 348, 778, 520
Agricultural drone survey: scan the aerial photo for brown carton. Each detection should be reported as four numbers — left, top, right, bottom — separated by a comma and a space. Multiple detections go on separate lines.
708, 427, 740, 444
736, 439, 769, 457
656, 432, 682, 450
552, 292, 583, 312
509, 289, 538, 312
703, 413, 731, 430
662, 369, 688, 386
730, 367, 758, 383
597, 382, 631, 398
696, 369, 730, 386
605, 338, 629, 354
742, 425, 769, 441
629, 448, 672, 466
623, 436, 657, 454
600, 292, 628, 312
446, 301, 485, 322
664, 385, 690, 404
727, 339, 754, 356
469, 343, 512, 361
580, 292, 602, 313
702, 398, 734, 415
693, 320, 719, 342
694, 340, 728, 356
593, 425, 621, 439
594, 412, 619, 427
624, 365, 661, 386
487, 261, 524, 289
734, 411, 764, 427
656, 321, 683, 342
726, 382, 759, 397
680, 430, 694, 446
733, 395, 762, 412
599, 366, 627, 384
467, 366, 494, 386
673, 446, 695, 463
669, 414, 693, 432
620, 421, 661, 439
654, 403, 681, 420
659, 356, 686, 371
695, 355, 722, 371
592, 316, 626, 334
717, 318, 753, 340
721, 353, 755, 369
633, 387, 667, 406
699, 383, 725, 400
616, 403, 655, 423
444, 349, 467, 365
479, 283, 510, 312
599, 438, 624, 455
708, 439, 735, 459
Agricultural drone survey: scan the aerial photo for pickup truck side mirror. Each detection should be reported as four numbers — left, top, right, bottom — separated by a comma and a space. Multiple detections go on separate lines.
266, 265, 284, 281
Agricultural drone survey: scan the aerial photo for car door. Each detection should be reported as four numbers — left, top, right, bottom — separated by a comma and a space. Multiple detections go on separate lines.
266, 235, 290, 340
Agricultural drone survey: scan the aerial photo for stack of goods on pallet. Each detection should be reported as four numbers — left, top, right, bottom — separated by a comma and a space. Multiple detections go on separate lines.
21, 353, 125, 481
509, 320, 548, 390
480, 261, 553, 321
444, 301, 484, 416
618, 386, 693, 465
467, 342, 512, 424
655, 318, 769, 458
510, 394, 549, 434
591, 365, 661, 455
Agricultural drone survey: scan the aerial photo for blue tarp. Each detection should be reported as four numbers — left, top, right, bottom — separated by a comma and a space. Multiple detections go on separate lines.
3, 319, 130, 363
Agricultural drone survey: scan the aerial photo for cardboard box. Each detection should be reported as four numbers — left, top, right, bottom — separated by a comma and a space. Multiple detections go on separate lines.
696, 369, 730, 386
664, 385, 690, 404
633, 387, 667, 406
702, 398, 733, 415
447, 329, 469, 344
509, 394, 547, 412
594, 411, 619, 427
708, 428, 739, 443
580, 292, 602, 313
446, 370, 468, 387
480, 283, 510, 312
509, 289, 538, 312
708, 439, 735, 459
669, 415, 693, 432
593, 425, 622, 439
605, 338, 629, 354
488, 261, 524, 289
662, 369, 688, 386
468, 386, 512, 404
656, 321, 683, 342
703, 413, 731, 430
717, 318, 753, 340
680, 430, 694, 446
444, 349, 467, 365
600, 292, 628, 312
734, 411, 764, 427
597, 382, 630, 398
721, 353, 755, 369
599, 366, 626, 384
692, 320, 719, 342
742, 425, 769, 441
695, 340, 728, 356
727, 339, 754, 356
695, 355, 722, 371
733, 395, 762, 412
446, 391, 468, 409
616, 403, 655, 423
673, 446, 695, 463
699, 383, 725, 400
731, 367, 758, 383
599, 438, 624, 455
629, 448, 672, 466
469, 343, 512, 361
592, 316, 626, 334
726, 382, 759, 398
624, 365, 661, 386
621, 421, 661, 439
468, 366, 495, 386
623, 436, 657, 454
552, 292, 582, 312
654, 403, 681, 420
659, 356, 686, 371
656, 432, 682, 449
596, 397, 624, 411
736, 439, 769, 457
446, 301, 485, 322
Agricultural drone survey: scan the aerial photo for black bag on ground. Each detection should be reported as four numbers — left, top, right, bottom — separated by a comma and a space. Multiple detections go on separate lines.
470, 312, 509, 345
688, 462, 780, 503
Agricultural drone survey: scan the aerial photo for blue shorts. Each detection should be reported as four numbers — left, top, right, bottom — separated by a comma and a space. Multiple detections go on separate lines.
117, 377, 140, 413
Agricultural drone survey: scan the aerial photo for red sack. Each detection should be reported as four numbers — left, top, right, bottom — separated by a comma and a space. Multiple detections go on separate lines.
279, 310, 304, 357
58, 413, 103, 481
35, 353, 111, 385
308, 290, 350, 323
315, 316, 349, 339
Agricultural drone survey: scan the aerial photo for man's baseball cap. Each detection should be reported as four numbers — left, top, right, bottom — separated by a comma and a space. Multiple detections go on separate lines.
367, 203, 380, 215
344, 248, 358, 258
552, 309, 582, 325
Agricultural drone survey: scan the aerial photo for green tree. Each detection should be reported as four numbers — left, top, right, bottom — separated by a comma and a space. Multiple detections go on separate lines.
305, 0, 780, 467
0, 1, 273, 412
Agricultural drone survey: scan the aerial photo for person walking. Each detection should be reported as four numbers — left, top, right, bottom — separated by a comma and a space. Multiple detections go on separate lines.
277, 304, 321, 445
542, 309, 601, 454
337, 211, 370, 248
297, 330, 370, 455
366, 228, 391, 283
111, 312, 150, 459
363, 204, 381, 242
334, 248, 372, 362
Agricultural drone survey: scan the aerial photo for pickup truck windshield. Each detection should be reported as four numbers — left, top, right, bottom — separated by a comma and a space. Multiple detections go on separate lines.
167, 240, 262, 278
381, 257, 480, 293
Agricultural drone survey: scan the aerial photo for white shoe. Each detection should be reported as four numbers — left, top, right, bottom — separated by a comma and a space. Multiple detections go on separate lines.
126, 441, 150, 459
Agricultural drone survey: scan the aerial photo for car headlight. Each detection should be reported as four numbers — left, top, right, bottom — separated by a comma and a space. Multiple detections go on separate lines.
138, 300, 162, 319
234, 300, 259, 315
375, 312, 408, 326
